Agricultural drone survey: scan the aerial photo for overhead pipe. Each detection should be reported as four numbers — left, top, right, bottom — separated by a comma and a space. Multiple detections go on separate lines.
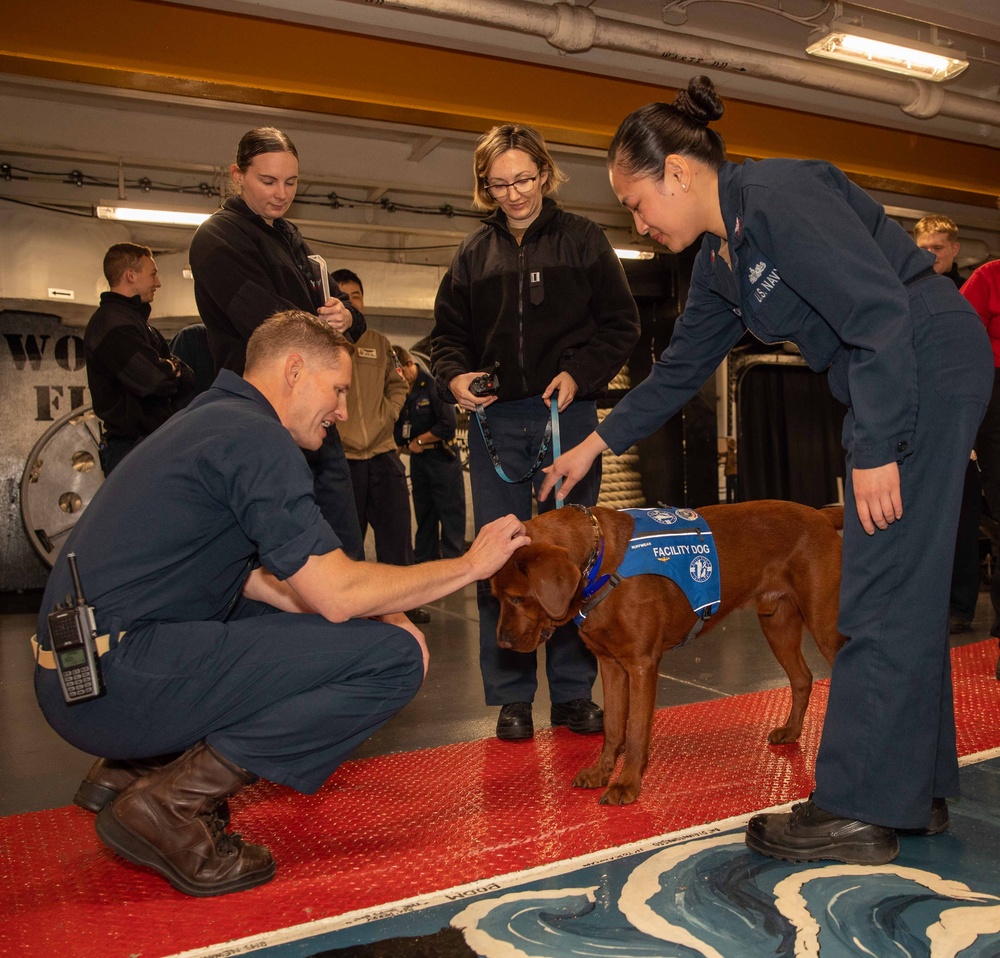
352, 0, 1000, 128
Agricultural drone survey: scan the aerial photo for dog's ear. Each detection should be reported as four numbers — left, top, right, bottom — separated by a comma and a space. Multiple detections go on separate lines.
519, 543, 582, 621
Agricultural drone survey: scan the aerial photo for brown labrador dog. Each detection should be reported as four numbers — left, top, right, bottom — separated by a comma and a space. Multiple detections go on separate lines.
490, 500, 845, 805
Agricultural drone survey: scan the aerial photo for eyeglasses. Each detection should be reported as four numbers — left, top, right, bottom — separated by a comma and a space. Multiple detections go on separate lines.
485, 175, 539, 199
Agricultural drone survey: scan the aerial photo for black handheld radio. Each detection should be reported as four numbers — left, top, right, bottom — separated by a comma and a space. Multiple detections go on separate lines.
46, 552, 105, 705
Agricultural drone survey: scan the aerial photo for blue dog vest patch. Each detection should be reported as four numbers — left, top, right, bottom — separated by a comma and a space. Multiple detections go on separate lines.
617, 507, 721, 616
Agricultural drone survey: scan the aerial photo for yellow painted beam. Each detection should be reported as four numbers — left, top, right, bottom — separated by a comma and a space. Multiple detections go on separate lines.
2, 0, 997, 206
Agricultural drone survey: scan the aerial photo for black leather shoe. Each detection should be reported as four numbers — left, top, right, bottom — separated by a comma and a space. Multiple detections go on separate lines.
899, 798, 949, 836
745, 799, 899, 865
406, 608, 431, 624
550, 698, 604, 734
496, 702, 533, 740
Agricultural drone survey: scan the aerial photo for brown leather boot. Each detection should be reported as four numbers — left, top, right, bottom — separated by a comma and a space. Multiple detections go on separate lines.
74, 754, 182, 812
95, 741, 275, 896
74, 753, 231, 826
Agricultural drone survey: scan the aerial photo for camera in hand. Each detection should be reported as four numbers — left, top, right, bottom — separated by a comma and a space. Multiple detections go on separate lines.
470, 361, 500, 398
47, 552, 105, 705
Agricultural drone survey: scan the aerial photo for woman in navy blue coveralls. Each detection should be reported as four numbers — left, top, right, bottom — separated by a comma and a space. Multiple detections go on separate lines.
394, 349, 467, 563
541, 76, 993, 865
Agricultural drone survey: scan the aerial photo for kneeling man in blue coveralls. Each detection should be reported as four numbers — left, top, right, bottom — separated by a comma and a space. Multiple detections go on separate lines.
33, 309, 530, 898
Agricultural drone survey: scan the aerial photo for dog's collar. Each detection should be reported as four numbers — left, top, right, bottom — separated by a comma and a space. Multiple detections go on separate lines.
567, 503, 612, 600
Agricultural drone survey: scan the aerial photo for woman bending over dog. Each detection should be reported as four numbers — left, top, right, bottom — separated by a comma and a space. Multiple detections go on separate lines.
540, 74, 992, 867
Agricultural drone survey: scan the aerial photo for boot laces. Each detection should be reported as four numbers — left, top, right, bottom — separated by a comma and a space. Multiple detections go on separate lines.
205, 809, 243, 858
788, 798, 818, 822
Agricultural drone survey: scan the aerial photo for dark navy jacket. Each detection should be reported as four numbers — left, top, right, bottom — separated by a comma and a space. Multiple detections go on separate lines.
84, 292, 195, 440
395, 365, 457, 447
36, 371, 337, 647
599, 159, 938, 470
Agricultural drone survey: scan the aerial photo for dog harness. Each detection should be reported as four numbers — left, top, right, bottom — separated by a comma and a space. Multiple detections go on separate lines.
573, 506, 721, 644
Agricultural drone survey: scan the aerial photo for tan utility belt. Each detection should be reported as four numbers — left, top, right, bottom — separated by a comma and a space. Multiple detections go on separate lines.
31, 633, 117, 670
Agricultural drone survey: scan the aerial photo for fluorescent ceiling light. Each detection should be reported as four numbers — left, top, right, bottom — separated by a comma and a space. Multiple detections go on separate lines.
615, 248, 655, 260
806, 25, 968, 81
95, 201, 213, 227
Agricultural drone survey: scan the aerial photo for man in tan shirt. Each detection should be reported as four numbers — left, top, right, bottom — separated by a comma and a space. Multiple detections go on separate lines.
334, 269, 430, 623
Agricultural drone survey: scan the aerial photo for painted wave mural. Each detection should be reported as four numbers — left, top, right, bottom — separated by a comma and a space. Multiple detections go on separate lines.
450, 833, 1000, 958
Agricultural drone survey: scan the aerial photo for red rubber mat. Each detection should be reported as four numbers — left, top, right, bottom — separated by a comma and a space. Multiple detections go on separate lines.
4, 639, 1000, 958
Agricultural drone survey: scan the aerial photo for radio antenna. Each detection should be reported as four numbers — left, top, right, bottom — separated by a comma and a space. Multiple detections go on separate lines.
66, 552, 87, 606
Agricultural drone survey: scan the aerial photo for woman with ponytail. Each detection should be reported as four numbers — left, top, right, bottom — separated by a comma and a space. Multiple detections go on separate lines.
540, 75, 992, 865
190, 127, 366, 559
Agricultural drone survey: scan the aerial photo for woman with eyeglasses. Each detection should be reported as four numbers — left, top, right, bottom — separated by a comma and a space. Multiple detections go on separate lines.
189, 126, 366, 559
432, 124, 641, 742
540, 75, 992, 864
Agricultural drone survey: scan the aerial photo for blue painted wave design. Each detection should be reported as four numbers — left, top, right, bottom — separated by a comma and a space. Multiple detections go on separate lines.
454, 886, 697, 957
451, 833, 1000, 958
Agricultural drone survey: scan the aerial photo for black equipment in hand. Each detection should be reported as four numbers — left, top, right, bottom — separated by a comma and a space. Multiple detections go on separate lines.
469, 361, 500, 398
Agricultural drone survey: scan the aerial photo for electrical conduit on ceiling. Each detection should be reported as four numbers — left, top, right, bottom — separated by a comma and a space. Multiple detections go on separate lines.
356, 0, 1000, 126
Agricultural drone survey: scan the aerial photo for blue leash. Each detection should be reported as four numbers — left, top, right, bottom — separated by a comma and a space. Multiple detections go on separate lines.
474, 390, 563, 508
551, 393, 562, 506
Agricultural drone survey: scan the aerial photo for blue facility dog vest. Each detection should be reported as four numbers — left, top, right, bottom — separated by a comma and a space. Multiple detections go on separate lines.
575, 507, 721, 628
618, 507, 721, 616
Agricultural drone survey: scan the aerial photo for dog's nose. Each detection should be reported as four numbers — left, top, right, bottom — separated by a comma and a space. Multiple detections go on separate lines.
497, 633, 513, 649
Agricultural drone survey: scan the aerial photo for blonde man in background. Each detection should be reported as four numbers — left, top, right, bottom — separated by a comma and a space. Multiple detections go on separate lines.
914, 214, 962, 287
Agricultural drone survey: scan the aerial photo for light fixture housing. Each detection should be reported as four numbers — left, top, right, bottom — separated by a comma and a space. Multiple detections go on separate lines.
95, 200, 214, 227
806, 24, 968, 82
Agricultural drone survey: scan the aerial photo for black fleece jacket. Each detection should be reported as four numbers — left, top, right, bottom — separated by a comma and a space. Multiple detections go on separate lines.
431, 197, 639, 402
189, 196, 365, 374
84, 292, 195, 440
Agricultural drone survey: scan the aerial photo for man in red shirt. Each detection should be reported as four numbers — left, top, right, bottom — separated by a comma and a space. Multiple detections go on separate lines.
963, 257, 1000, 673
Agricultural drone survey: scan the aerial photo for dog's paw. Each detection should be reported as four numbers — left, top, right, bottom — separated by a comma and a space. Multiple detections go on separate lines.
572, 767, 607, 789
767, 725, 802, 744
599, 782, 639, 805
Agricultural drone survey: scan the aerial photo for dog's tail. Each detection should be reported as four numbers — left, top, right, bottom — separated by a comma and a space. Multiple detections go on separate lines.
820, 505, 844, 530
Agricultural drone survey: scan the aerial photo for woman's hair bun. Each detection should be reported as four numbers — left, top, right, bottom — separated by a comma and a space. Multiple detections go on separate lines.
673, 75, 724, 127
